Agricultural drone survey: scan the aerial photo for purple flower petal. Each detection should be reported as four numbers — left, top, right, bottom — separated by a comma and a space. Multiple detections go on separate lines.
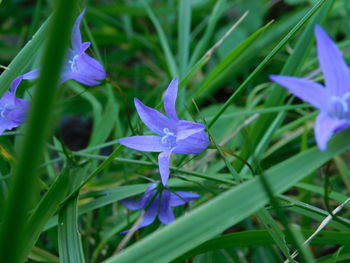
164, 78, 179, 120
158, 151, 173, 185
158, 190, 175, 224
315, 25, 350, 96
10, 69, 40, 93
134, 98, 177, 135
0, 91, 30, 135
170, 191, 200, 207
119, 135, 169, 152
71, 9, 86, 51
120, 197, 145, 210
174, 130, 209, 154
138, 195, 159, 228
176, 120, 206, 141
270, 75, 329, 110
314, 112, 350, 151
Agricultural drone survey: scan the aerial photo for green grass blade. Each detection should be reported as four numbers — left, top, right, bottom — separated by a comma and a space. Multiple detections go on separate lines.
143, 1, 178, 77
0, 1, 79, 261
191, 20, 273, 101
177, 0, 191, 77
103, 129, 350, 263
175, 230, 350, 261
58, 194, 85, 263
0, 17, 50, 96
20, 168, 72, 262
188, 0, 226, 68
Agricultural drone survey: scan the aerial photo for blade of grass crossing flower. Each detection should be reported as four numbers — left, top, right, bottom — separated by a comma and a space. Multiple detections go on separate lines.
178, 0, 191, 78
0, 1, 78, 261
0, 16, 50, 96
58, 194, 85, 263
207, 0, 329, 128
103, 129, 350, 263
143, 1, 178, 77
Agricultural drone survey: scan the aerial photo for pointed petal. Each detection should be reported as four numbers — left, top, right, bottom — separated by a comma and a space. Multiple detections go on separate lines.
138, 195, 159, 228
158, 151, 173, 186
121, 196, 159, 233
174, 130, 209, 154
314, 112, 350, 151
315, 25, 350, 96
170, 191, 200, 207
120, 183, 158, 210
134, 98, 177, 135
176, 120, 206, 141
164, 78, 179, 120
119, 135, 168, 152
120, 197, 145, 210
10, 69, 40, 93
158, 190, 175, 224
71, 9, 86, 51
270, 75, 329, 110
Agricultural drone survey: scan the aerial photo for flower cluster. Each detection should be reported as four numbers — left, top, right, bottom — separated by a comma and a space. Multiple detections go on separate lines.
119, 78, 209, 230
0, 9, 106, 135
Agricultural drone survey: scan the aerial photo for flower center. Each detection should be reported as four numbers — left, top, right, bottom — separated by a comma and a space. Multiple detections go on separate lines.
161, 128, 176, 148
328, 92, 350, 120
68, 55, 79, 72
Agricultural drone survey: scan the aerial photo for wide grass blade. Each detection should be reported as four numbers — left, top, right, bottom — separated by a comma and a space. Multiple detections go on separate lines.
0, 0, 78, 261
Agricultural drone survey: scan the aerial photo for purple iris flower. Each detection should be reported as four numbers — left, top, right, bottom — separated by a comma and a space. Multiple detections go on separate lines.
121, 182, 200, 231
118, 78, 210, 185
270, 25, 350, 151
0, 70, 38, 135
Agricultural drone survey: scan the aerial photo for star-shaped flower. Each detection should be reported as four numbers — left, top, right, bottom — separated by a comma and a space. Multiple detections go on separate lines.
270, 25, 350, 151
0, 70, 38, 135
120, 182, 200, 231
119, 78, 210, 185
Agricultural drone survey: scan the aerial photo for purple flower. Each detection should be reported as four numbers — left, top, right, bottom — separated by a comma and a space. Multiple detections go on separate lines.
270, 25, 350, 151
121, 182, 200, 232
119, 78, 210, 185
0, 70, 38, 135
60, 9, 106, 85
10, 9, 106, 91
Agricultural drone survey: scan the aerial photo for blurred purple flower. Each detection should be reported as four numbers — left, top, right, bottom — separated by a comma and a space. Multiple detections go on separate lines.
270, 25, 350, 151
10, 9, 106, 91
0, 70, 38, 135
121, 182, 200, 232
119, 78, 209, 185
